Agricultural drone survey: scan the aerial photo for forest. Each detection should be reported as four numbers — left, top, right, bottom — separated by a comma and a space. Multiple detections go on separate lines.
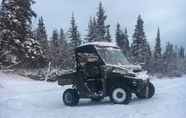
0, 0, 186, 77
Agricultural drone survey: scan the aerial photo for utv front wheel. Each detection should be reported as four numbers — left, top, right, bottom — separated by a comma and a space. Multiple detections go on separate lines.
110, 87, 131, 104
63, 89, 79, 106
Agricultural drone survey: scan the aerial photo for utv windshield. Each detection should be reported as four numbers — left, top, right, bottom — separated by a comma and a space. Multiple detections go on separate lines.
96, 46, 130, 65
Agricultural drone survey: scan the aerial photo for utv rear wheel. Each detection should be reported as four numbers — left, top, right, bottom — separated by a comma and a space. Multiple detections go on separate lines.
63, 89, 79, 106
110, 87, 131, 104
136, 82, 155, 99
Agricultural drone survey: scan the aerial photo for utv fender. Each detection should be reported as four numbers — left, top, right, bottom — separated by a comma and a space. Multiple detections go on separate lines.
136, 82, 155, 99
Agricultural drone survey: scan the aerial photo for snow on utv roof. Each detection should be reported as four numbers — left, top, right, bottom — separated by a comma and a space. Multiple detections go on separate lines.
78, 42, 118, 48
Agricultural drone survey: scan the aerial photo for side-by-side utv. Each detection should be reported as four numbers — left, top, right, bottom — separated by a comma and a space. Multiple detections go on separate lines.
58, 42, 155, 106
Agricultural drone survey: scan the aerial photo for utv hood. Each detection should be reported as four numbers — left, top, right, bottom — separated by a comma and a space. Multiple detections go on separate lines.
105, 64, 142, 73
104, 64, 149, 80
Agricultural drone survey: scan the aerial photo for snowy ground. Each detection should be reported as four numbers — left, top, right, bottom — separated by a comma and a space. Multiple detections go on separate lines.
0, 71, 186, 118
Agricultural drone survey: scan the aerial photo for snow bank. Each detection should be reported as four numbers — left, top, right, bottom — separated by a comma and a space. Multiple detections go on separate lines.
0, 71, 186, 118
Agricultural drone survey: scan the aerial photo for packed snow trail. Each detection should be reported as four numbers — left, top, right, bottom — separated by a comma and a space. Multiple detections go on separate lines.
0, 71, 186, 118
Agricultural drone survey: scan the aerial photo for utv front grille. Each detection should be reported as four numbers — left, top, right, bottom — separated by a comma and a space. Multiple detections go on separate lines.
126, 73, 136, 77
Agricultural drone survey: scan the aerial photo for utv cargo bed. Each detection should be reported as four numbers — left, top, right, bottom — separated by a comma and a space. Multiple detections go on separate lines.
58, 72, 76, 85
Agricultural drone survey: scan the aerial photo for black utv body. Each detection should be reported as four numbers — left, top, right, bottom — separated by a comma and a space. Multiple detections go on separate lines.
58, 42, 155, 106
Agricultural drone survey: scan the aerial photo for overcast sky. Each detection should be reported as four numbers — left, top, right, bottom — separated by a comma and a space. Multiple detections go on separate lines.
3, 0, 186, 48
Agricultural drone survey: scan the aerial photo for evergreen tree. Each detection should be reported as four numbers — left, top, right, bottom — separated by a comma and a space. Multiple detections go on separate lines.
0, 0, 44, 67
131, 15, 151, 67
123, 28, 130, 53
153, 28, 162, 73
86, 17, 97, 42
59, 28, 74, 69
154, 28, 161, 59
95, 2, 108, 42
58, 28, 68, 68
177, 46, 186, 74
51, 30, 59, 48
67, 13, 81, 68
105, 25, 112, 42
162, 42, 176, 74
178, 46, 185, 58
85, 2, 109, 42
50, 29, 59, 67
49, 28, 71, 68
115, 23, 129, 55
116, 23, 122, 46
35, 16, 48, 59
144, 41, 152, 71
92, 17, 97, 40
59, 28, 65, 43
59, 28, 68, 54
68, 13, 81, 48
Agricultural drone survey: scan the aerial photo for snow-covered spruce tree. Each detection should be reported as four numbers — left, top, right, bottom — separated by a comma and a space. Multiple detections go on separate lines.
95, 2, 109, 42
67, 13, 81, 68
59, 28, 65, 44
85, 17, 97, 42
115, 23, 130, 55
153, 28, 162, 73
105, 25, 112, 42
59, 28, 72, 69
51, 30, 59, 47
68, 13, 81, 48
123, 28, 130, 52
178, 46, 185, 58
49, 29, 67, 68
162, 42, 177, 75
0, 0, 44, 67
35, 17, 49, 61
50, 29, 61, 68
130, 15, 151, 70
179, 47, 186, 74
176, 46, 185, 74
85, 2, 110, 42
145, 42, 152, 71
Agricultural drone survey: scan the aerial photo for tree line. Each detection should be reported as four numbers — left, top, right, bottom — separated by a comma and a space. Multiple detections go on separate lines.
0, 0, 185, 76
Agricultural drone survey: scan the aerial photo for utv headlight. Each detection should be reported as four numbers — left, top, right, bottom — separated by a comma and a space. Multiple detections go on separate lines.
136, 71, 150, 80
112, 68, 128, 74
